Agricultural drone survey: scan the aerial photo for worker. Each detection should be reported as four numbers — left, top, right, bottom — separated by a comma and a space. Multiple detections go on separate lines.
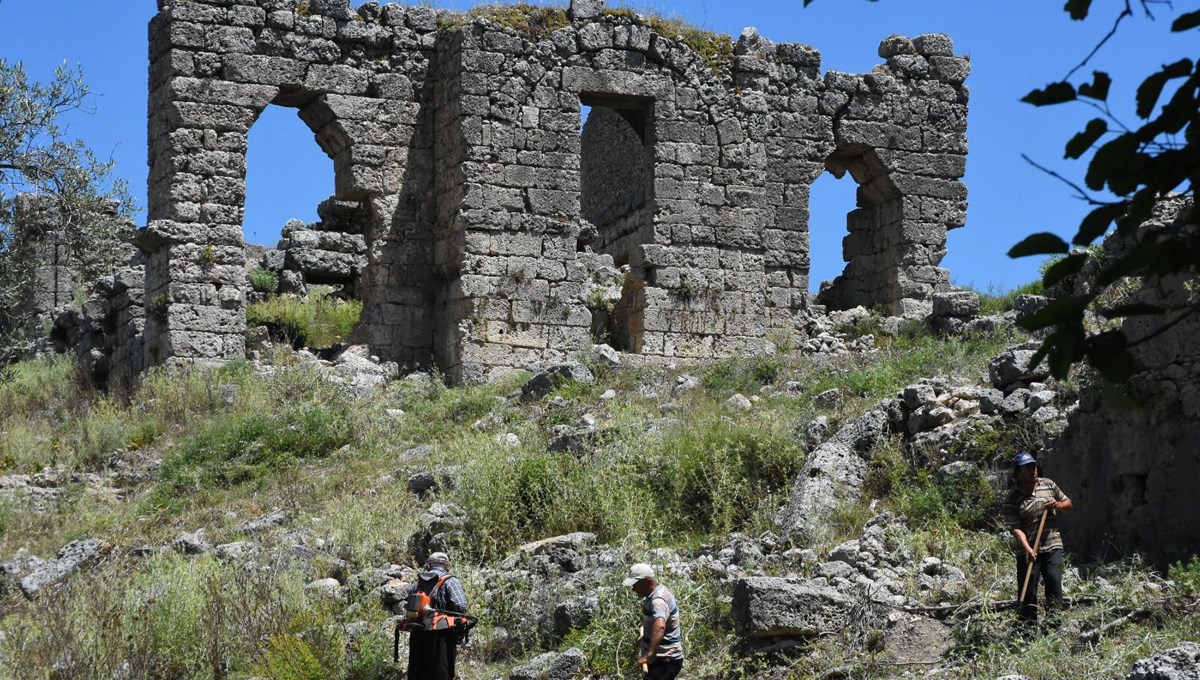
1001, 451, 1073, 625
407, 551, 469, 680
623, 563, 684, 679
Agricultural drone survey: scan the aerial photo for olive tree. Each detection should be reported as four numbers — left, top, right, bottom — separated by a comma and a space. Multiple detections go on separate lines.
0, 59, 135, 339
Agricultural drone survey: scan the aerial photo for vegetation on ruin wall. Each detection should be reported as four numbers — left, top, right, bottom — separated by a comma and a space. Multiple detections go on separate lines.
434, 3, 733, 73
436, 4, 571, 41
3, 322, 1199, 677
245, 285, 362, 349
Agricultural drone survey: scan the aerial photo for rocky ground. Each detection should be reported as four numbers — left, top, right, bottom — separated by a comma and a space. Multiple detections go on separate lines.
1, 297, 1198, 679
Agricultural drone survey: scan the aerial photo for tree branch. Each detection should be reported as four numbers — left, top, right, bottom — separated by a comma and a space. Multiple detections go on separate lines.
1020, 153, 1113, 205
1065, 1, 1134, 81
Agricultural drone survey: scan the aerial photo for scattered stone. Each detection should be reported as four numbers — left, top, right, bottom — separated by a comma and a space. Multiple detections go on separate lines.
239, 509, 288, 534
171, 530, 212, 556
590, 344, 620, 367
521, 364, 595, 403
725, 394, 753, 410
305, 577, 344, 600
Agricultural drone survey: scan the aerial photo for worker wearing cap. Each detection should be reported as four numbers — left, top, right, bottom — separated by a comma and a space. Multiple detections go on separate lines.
624, 563, 684, 679
407, 551, 469, 679
1001, 452, 1073, 624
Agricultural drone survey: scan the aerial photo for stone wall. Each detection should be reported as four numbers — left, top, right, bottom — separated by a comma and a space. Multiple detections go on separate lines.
1053, 196, 1200, 569
135, 0, 969, 382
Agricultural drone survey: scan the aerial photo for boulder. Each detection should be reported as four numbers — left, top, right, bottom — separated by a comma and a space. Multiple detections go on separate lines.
509, 647, 587, 679
1126, 643, 1200, 679
731, 577, 855, 638
932, 290, 980, 318
590, 343, 620, 367
989, 345, 1050, 390
777, 408, 890, 541
19, 538, 110, 597
553, 595, 599, 637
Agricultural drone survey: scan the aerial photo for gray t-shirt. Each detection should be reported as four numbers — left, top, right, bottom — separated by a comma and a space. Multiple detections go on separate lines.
640, 584, 683, 660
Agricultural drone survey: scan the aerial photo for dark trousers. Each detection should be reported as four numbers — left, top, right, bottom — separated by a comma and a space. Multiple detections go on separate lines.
407, 630, 457, 680
1016, 548, 1064, 623
646, 658, 683, 680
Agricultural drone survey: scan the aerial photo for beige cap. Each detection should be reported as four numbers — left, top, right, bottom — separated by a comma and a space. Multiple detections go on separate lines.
622, 563, 655, 586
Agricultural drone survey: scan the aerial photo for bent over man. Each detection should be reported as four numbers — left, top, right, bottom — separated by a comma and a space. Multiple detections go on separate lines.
1002, 452, 1073, 625
624, 563, 684, 679
407, 552, 469, 680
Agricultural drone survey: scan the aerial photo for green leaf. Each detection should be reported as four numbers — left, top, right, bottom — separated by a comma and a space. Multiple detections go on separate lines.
1077, 71, 1112, 101
1042, 253, 1088, 288
1064, 0, 1092, 20
1085, 331, 1134, 382
1085, 134, 1139, 192
1074, 202, 1127, 245
1171, 9, 1200, 31
1008, 232, 1070, 258
1065, 118, 1108, 159
1019, 295, 1089, 332
1136, 59, 1193, 118
1022, 81, 1077, 106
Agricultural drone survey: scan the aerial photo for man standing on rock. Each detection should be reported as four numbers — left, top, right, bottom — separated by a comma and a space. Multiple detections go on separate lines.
624, 563, 684, 679
1002, 452, 1073, 625
407, 551, 469, 680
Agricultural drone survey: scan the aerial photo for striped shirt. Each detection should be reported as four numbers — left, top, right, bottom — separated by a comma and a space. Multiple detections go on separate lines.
1002, 477, 1068, 554
641, 584, 684, 661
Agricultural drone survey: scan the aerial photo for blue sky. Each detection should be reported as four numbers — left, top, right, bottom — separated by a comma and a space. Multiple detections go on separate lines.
1, 1, 1191, 293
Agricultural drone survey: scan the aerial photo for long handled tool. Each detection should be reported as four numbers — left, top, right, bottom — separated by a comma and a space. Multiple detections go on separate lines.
1018, 507, 1050, 603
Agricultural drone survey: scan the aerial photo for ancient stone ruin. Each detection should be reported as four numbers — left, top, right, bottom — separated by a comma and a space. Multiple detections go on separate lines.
131, 0, 968, 383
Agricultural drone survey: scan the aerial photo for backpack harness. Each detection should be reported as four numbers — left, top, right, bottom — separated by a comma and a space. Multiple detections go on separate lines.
393, 572, 479, 663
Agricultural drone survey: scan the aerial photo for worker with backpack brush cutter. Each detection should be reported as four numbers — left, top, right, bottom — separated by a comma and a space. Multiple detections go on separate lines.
1002, 452, 1073, 626
394, 551, 476, 680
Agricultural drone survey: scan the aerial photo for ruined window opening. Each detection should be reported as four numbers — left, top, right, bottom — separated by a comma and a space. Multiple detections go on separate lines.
244, 104, 333, 248
815, 147, 904, 313
245, 103, 366, 350
807, 171, 858, 294
578, 93, 654, 353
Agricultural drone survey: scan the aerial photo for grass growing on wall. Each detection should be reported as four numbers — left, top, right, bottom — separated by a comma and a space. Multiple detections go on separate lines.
245, 285, 362, 349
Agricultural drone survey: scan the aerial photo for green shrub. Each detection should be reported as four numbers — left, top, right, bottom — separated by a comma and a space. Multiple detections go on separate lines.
1169, 554, 1200, 597
248, 267, 280, 294
700, 355, 783, 394
159, 402, 353, 494
246, 286, 361, 349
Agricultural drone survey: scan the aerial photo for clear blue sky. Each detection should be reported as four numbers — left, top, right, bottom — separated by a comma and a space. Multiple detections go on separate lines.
1, 1, 1191, 293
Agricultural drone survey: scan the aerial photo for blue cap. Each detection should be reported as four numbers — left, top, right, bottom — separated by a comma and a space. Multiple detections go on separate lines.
1013, 452, 1037, 467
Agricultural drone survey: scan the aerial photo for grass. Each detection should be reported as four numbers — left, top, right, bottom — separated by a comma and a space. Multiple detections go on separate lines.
246, 285, 362, 349
977, 279, 1046, 316
0, 322, 1195, 678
